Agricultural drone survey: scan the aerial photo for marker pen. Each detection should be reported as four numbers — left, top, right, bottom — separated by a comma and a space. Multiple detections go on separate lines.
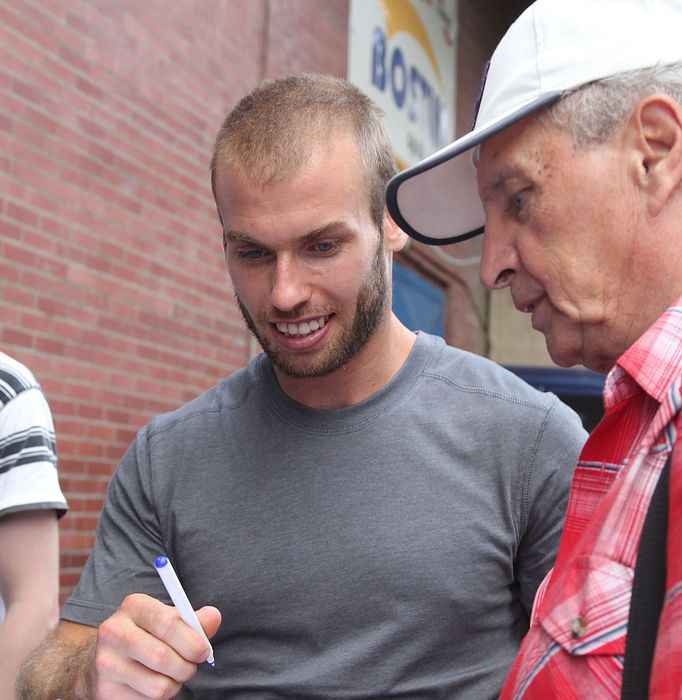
154, 555, 215, 666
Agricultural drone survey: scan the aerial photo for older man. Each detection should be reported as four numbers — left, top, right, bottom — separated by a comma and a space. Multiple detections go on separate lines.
387, 1, 682, 698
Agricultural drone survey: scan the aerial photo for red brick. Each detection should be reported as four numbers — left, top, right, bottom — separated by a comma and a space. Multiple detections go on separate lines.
6, 201, 39, 227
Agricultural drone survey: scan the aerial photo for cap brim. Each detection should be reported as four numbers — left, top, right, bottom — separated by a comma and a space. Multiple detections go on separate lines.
386, 93, 562, 246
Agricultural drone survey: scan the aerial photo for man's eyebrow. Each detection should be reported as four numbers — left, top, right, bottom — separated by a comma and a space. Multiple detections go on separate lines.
224, 221, 348, 247
302, 220, 347, 242
223, 230, 260, 245
480, 167, 528, 200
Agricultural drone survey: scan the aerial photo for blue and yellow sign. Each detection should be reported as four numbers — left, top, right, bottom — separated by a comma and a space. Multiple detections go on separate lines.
348, 0, 457, 169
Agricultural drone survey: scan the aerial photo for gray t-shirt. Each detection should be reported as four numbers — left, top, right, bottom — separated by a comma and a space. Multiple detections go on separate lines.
62, 332, 586, 699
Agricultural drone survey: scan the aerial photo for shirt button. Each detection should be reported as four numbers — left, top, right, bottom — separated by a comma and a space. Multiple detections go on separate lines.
571, 615, 586, 639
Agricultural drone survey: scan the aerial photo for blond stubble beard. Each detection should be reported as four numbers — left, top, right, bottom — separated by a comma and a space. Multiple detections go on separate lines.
235, 236, 388, 378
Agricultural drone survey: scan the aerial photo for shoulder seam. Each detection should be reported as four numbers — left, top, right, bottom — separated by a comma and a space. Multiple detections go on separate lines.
0, 378, 42, 408
146, 383, 255, 438
521, 400, 557, 533
423, 370, 551, 411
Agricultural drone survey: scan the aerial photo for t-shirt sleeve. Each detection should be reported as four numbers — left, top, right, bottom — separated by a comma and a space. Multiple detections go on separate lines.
61, 426, 168, 626
0, 386, 67, 519
515, 397, 587, 616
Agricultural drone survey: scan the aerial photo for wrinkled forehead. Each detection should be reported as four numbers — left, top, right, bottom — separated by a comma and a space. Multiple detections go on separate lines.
475, 111, 583, 213
484, 103, 579, 167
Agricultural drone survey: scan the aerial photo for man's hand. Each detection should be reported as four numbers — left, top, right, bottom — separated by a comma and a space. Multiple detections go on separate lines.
93, 593, 221, 699
17, 595, 221, 700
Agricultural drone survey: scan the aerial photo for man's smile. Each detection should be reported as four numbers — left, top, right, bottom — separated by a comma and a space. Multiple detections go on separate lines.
274, 314, 330, 338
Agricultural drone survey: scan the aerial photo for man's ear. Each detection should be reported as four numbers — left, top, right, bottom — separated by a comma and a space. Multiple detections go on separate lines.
631, 95, 682, 217
383, 209, 409, 252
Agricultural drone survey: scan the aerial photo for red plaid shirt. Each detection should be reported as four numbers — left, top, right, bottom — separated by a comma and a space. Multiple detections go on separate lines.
501, 298, 682, 700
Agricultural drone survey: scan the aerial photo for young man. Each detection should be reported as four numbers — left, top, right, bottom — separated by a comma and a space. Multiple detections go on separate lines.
387, 1, 682, 697
19, 74, 585, 699
0, 351, 67, 698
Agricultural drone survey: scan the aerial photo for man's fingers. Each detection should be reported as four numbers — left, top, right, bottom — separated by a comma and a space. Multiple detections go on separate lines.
97, 610, 195, 684
92, 594, 221, 698
96, 617, 186, 697
118, 593, 213, 665
93, 593, 207, 700
195, 605, 222, 641
96, 656, 184, 700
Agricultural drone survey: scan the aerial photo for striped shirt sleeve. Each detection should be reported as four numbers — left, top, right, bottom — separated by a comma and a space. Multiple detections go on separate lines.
0, 355, 67, 518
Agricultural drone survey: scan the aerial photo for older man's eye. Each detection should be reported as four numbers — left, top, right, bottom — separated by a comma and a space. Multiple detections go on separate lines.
508, 188, 532, 218
510, 192, 524, 213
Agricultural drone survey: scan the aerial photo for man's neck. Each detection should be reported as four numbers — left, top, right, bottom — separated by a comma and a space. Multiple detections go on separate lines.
273, 317, 417, 410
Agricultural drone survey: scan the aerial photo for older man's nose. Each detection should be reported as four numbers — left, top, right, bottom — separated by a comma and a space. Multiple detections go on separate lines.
479, 224, 519, 290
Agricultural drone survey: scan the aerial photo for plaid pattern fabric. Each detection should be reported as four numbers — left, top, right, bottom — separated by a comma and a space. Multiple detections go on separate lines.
501, 298, 682, 700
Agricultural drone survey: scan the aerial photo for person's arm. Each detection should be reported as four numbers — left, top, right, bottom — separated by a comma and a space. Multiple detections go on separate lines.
0, 509, 60, 699
516, 399, 587, 617
17, 595, 221, 699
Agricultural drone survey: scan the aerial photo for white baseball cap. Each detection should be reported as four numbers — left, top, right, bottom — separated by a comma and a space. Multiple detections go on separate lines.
385, 0, 682, 245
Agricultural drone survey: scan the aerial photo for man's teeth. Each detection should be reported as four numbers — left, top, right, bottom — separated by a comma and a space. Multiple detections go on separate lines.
276, 316, 326, 337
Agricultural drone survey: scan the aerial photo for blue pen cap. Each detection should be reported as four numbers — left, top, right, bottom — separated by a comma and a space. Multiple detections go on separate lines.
155, 555, 169, 569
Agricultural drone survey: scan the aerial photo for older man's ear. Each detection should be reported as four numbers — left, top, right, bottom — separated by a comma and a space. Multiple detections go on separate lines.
630, 94, 682, 218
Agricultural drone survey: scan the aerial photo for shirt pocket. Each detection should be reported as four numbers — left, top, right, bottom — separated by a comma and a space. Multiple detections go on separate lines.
535, 553, 632, 657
